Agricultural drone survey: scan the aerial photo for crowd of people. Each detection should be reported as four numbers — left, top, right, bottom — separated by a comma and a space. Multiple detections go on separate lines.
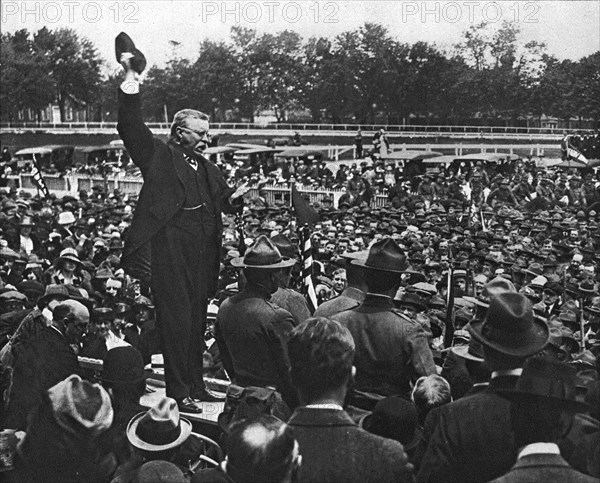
0, 147, 598, 481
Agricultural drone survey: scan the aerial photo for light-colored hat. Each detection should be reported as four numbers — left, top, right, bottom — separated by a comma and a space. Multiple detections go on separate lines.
126, 397, 192, 451
57, 211, 76, 225
48, 374, 113, 435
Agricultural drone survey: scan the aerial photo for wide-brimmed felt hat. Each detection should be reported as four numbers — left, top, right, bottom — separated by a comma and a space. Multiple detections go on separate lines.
451, 330, 485, 362
38, 284, 70, 308
498, 357, 590, 411
394, 291, 426, 312
126, 397, 192, 451
270, 234, 298, 260
359, 396, 419, 450
351, 238, 407, 273
99, 346, 150, 385
48, 374, 113, 435
115, 32, 147, 74
231, 235, 295, 269
463, 276, 516, 308
469, 292, 549, 357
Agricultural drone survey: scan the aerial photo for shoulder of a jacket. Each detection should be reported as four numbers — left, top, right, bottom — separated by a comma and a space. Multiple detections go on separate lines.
390, 308, 420, 326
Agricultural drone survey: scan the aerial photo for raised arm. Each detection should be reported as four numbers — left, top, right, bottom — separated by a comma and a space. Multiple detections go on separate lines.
116, 56, 156, 176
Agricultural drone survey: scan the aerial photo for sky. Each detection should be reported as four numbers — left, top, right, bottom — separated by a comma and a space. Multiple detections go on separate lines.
2, 0, 599, 72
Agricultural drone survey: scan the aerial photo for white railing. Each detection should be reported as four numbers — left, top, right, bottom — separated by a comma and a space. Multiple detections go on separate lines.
0, 121, 589, 136
4, 173, 389, 207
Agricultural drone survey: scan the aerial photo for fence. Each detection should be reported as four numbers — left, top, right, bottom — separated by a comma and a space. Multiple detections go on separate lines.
0, 121, 586, 137
4, 173, 389, 208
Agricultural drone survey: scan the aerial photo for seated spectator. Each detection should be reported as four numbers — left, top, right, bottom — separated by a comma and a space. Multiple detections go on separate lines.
13, 374, 115, 482
359, 396, 420, 462
287, 317, 414, 482
97, 346, 149, 466
412, 374, 452, 427
194, 415, 300, 483
113, 397, 202, 482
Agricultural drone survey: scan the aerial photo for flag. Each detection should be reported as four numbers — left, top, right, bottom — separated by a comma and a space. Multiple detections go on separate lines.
291, 184, 319, 229
443, 265, 455, 349
31, 154, 50, 198
300, 225, 318, 313
567, 147, 588, 165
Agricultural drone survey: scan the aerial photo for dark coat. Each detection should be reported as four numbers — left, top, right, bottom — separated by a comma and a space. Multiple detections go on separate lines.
117, 89, 238, 287
560, 413, 600, 478
270, 287, 311, 326
488, 453, 598, 483
4, 326, 82, 430
215, 285, 296, 406
313, 286, 364, 318
416, 374, 520, 483
288, 407, 414, 483
332, 294, 436, 397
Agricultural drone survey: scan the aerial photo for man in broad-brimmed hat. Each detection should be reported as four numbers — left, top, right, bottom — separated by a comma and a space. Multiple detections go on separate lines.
418, 292, 550, 483
490, 357, 596, 483
332, 238, 436, 405
216, 236, 298, 416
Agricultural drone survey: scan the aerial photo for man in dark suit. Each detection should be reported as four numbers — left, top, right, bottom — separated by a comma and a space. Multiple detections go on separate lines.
117, 45, 248, 412
417, 293, 550, 483
216, 236, 297, 408
287, 317, 414, 483
313, 250, 367, 318
4, 300, 88, 430
489, 357, 597, 483
332, 239, 436, 401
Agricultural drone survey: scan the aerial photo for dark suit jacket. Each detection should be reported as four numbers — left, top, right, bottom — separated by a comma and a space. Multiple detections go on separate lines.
489, 453, 598, 483
288, 407, 413, 483
416, 375, 520, 483
117, 89, 238, 287
332, 294, 436, 397
215, 285, 296, 405
5, 326, 82, 430
313, 286, 364, 318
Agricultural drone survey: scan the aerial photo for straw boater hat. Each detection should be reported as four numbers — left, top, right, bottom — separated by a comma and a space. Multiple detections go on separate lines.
127, 397, 192, 451
351, 238, 407, 273
469, 292, 549, 357
231, 236, 295, 269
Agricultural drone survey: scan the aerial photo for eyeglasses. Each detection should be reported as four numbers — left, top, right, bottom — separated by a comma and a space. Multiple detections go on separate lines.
180, 126, 210, 140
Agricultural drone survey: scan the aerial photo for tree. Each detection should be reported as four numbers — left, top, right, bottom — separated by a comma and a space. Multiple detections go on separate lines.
0, 30, 55, 122
33, 27, 103, 122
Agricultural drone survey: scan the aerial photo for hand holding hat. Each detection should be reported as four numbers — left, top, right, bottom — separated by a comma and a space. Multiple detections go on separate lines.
115, 32, 147, 74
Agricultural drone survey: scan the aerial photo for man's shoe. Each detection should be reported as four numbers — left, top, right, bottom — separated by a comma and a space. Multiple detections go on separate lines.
192, 388, 225, 402
176, 397, 203, 414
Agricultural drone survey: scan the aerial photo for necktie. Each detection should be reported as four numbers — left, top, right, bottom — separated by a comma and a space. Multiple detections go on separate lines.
184, 155, 198, 171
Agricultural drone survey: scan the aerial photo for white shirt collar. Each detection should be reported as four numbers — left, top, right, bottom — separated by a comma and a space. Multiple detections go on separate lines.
518, 442, 560, 459
305, 403, 344, 411
491, 368, 523, 379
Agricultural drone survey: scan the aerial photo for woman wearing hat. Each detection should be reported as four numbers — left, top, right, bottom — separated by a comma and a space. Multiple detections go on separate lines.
43, 247, 93, 295
7, 215, 40, 256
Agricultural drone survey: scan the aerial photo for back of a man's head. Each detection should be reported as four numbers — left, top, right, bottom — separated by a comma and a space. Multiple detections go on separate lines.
288, 317, 355, 404
226, 415, 298, 483
412, 375, 452, 425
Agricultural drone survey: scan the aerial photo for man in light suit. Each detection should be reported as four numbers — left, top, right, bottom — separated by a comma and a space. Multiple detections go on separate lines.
287, 317, 414, 483
489, 357, 597, 483
116, 36, 248, 412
